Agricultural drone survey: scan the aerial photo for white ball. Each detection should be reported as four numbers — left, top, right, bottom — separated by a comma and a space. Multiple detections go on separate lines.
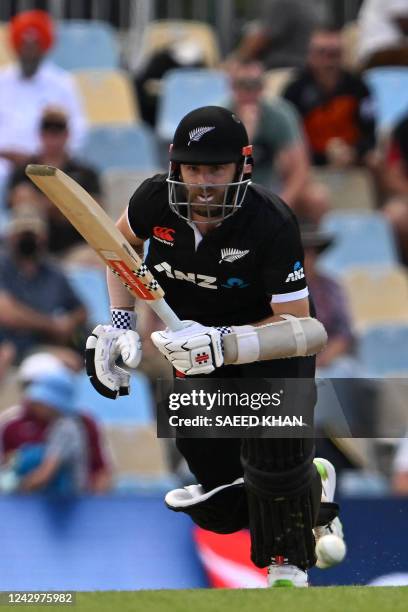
315, 534, 346, 568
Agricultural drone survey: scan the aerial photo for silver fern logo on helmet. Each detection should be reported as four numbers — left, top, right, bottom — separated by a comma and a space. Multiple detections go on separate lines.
219, 248, 250, 263
188, 126, 215, 146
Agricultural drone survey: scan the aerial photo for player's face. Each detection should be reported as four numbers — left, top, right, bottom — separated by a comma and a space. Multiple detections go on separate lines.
180, 163, 237, 218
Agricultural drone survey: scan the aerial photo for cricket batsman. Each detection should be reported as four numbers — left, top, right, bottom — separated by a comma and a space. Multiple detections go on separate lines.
86, 106, 345, 587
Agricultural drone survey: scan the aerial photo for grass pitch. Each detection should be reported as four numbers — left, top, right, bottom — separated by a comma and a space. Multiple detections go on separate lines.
3, 587, 407, 612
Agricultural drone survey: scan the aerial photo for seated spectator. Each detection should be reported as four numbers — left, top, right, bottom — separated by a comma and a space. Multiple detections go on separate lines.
7, 107, 101, 260
0, 371, 88, 494
0, 10, 86, 190
227, 60, 330, 222
231, 0, 323, 69
283, 26, 377, 169
0, 351, 112, 493
302, 224, 356, 375
381, 113, 408, 265
358, 0, 408, 69
0, 206, 87, 362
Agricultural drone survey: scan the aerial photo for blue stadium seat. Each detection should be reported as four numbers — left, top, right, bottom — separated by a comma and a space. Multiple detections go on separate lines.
79, 125, 160, 172
49, 20, 120, 71
156, 68, 230, 141
66, 266, 110, 325
357, 324, 408, 376
319, 211, 398, 276
364, 67, 408, 131
75, 371, 154, 426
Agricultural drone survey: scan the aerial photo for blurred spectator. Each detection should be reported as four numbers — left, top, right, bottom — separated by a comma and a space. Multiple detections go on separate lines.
0, 206, 87, 362
358, 0, 408, 69
382, 113, 408, 265
0, 371, 88, 494
8, 107, 101, 259
231, 0, 323, 69
392, 435, 408, 494
227, 60, 330, 222
135, 40, 205, 127
0, 10, 86, 191
283, 27, 377, 168
301, 224, 355, 375
0, 351, 112, 493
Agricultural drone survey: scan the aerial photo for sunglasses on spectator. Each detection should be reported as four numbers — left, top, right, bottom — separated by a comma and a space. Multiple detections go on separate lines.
232, 77, 264, 91
41, 120, 67, 132
310, 45, 342, 57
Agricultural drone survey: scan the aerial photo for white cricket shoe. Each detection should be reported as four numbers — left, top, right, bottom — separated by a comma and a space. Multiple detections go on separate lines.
267, 558, 308, 587
313, 457, 346, 569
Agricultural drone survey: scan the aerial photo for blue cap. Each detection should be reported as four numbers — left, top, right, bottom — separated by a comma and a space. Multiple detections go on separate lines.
25, 371, 76, 415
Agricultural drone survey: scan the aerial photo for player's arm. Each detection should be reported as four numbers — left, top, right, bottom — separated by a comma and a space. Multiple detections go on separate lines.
151, 218, 326, 374
85, 208, 146, 399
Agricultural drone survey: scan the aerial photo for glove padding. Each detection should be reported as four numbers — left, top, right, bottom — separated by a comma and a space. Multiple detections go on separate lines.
151, 321, 224, 375
85, 324, 142, 399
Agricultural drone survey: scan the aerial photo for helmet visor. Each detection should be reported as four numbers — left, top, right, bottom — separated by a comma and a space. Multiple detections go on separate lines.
167, 175, 251, 224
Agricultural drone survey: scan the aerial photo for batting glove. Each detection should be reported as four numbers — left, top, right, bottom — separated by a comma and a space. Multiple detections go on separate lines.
85, 309, 142, 399
151, 321, 225, 375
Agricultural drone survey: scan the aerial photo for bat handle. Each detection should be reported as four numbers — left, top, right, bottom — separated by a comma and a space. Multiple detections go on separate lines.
149, 298, 184, 331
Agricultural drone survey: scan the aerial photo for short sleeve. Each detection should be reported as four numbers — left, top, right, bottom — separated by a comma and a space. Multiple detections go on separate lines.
260, 216, 309, 303
45, 418, 80, 463
127, 177, 159, 240
267, 99, 303, 151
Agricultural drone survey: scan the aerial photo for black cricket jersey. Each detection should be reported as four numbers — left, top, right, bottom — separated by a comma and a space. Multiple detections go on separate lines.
127, 174, 309, 328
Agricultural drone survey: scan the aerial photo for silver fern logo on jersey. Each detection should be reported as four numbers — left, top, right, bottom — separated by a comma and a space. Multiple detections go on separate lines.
219, 248, 250, 263
188, 126, 215, 146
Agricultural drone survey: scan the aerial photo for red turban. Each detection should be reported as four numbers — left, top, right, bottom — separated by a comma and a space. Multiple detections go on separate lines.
9, 10, 54, 54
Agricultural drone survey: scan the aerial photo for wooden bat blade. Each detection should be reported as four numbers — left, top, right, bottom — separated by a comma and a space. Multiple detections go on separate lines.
25, 164, 163, 302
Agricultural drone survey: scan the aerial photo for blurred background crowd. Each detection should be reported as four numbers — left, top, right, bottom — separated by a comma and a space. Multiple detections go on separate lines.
0, 0, 407, 509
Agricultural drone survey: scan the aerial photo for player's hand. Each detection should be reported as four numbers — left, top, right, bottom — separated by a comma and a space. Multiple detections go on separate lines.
151, 321, 224, 375
85, 324, 142, 399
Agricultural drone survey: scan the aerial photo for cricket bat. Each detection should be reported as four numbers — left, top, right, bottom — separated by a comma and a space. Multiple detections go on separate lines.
25, 164, 184, 331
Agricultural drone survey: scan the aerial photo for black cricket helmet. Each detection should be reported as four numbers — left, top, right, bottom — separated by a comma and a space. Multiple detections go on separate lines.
167, 106, 253, 223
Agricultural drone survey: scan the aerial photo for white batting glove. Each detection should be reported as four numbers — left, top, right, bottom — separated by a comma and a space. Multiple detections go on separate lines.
151, 321, 224, 375
85, 309, 142, 399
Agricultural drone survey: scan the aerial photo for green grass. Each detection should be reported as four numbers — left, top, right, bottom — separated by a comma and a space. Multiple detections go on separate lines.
2, 587, 407, 612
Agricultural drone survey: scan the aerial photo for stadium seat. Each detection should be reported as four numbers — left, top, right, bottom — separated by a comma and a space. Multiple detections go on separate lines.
263, 68, 294, 100
102, 168, 163, 218
104, 424, 169, 478
49, 20, 120, 71
0, 22, 14, 67
342, 266, 408, 330
74, 70, 140, 126
312, 167, 374, 211
75, 371, 153, 426
79, 125, 160, 172
319, 211, 398, 275
138, 19, 221, 68
157, 68, 230, 141
364, 67, 408, 131
66, 266, 110, 325
357, 324, 408, 376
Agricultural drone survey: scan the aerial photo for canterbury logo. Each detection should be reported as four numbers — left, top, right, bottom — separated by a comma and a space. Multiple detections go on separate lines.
153, 226, 175, 244
188, 126, 215, 146
219, 248, 250, 263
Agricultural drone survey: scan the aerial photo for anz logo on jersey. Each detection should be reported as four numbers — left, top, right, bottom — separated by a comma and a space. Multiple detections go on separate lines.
285, 261, 305, 283
154, 262, 218, 289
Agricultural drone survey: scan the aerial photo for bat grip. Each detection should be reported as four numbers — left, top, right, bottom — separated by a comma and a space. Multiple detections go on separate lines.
149, 298, 184, 331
